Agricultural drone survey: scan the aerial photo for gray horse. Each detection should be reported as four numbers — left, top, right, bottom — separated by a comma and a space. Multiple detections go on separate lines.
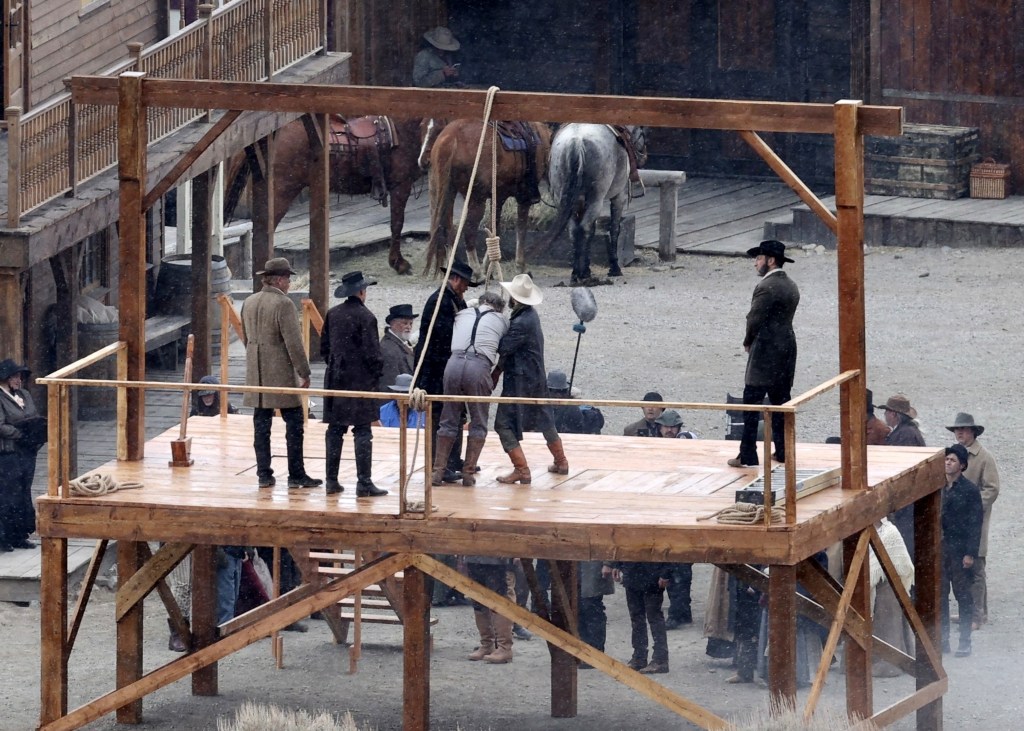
543, 124, 647, 284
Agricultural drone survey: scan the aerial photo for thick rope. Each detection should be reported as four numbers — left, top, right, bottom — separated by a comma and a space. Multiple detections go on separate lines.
483, 121, 505, 285
69, 473, 144, 497
698, 501, 786, 525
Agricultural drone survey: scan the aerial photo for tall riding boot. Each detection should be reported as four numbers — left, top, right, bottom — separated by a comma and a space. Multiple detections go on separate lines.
468, 610, 496, 661
167, 617, 188, 653
495, 446, 531, 485
325, 428, 344, 494
546, 439, 569, 474
461, 437, 486, 486
354, 428, 387, 497
431, 435, 457, 486
484, 612, 514, 663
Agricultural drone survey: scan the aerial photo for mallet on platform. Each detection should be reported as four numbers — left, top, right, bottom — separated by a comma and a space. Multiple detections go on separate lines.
169, 334, 195, 467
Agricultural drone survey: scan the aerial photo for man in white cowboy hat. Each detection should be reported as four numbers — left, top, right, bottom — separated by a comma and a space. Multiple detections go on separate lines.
378, 303, 418, 393
413, 26, 461, 88
494, 274, 569, 483
321, 271, 386, 497
241, 257, 321, 490
947, 411, 1000, 627
728, 240, 800, 468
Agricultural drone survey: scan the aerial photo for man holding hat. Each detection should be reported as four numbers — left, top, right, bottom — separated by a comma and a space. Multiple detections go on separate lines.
940, 443, 983, 657
241, 257, 321, 490
379, 304, 418, 393
415, 259, 481, 483
728, 240, 800, 468
948, 412, 1000, 627
494, 274, 568, 483
413, 26, 461, 88
321, 271, 386, 497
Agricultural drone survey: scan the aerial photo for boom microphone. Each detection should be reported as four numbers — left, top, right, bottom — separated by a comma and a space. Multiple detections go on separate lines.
570, 287, 598, 324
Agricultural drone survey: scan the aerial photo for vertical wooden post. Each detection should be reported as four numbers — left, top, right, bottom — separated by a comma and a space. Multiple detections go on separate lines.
117, 71, 148, 460
658, 181, 678, 262
549, 560, 578, 718
403, 565, 431, 731
834, 100, 867, 494
0, 268, 23, 361
68, 101, 79, 196
783, 411, 797, 523
39, 537, 68, 725
914, 488, 943, 731
192, 544, 219, 695
843, 532, 873, 718
307, 113, 330, 361
199, 4, 214, 121
250, 136, 275, 291
263, 0, 275, 79
191, 169, 214, 378
6, 106, 21, 228
767, 563, 797, 707
116, 540, 144, 723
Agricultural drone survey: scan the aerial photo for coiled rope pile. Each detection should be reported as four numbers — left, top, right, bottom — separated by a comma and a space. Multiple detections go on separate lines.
698, 501, 786, 525
69, 473, 144, 497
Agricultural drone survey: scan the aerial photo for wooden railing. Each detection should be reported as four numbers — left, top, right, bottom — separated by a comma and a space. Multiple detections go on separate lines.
5, 0, 325, 227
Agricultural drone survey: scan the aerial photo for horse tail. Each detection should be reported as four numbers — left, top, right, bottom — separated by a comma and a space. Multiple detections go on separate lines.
539, 135, 586, 249
425, 131, 456, 275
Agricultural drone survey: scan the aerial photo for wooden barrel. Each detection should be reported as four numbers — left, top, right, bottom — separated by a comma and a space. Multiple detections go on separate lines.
77, 321, 119, 420
154, 255, 233, 361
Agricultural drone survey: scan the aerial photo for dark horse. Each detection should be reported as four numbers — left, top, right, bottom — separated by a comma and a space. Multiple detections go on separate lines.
225, 116, 426, 274
425, 119, 552, 277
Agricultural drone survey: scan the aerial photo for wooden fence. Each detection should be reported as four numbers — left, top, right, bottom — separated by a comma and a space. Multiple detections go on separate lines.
5, 0, 324, 227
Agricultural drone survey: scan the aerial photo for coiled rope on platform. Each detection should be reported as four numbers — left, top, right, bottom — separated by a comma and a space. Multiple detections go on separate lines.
698, 501, 786, 525
69, 473, 144, 497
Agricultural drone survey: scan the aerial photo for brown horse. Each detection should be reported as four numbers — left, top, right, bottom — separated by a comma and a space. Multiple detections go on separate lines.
225, 116, 426, 274
425, 120, 552, 277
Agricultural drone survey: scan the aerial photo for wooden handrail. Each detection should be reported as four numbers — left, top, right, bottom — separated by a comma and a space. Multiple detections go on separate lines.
39, 341, 125, 380
302, 298, 324, 336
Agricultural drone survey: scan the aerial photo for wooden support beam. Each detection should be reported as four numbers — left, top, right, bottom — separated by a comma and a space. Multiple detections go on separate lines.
402, 566, 431, 731
192, 544, 218, 695
306, 112, 329, 361
914, 488, 944, 731
39, 537, 69, 725
115, 542, 193, 621
0, 268, 24, 362
549, 560, 578, 718
250, 135, 274, 292
767, 563, 798, 707
68, 539, 107, 653
115, 541, 144, 723
191, 169, 214, 378
844, 530, 873, 719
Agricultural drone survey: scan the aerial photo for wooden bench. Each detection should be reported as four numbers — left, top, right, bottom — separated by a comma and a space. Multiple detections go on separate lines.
145, 315, 191, 370
639, 169, 687, 261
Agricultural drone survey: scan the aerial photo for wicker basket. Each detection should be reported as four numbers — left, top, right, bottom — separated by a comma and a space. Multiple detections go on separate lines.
970, 158, 1012, 199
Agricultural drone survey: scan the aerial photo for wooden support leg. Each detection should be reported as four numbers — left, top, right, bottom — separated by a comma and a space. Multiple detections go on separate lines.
549, 560, 578, 718
403, 565, 431, 731
914, 489, 943, 730
767, 563, 798, 707
192, 544, 218, 696
844, 533, 873, 719
40, 537, 69, 726
658, 182, 678, 262
116, 540, 144, 724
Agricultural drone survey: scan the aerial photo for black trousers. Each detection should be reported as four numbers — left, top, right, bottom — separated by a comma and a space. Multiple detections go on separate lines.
733, 580, 762, 681
579, 595, 608, 652
941, 551, 975, 645
253, 406, 305, 480
738, 383, 791, 464
625, 586, 668, 664
0, 449, 36, 544
666, 563, 693, 623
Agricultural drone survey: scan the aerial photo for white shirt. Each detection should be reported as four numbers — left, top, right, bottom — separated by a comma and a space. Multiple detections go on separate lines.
450, 305, 508, 366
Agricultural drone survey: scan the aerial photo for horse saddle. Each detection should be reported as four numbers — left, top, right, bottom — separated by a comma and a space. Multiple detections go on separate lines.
495, 121, 539, 153
329, 115, 399, 206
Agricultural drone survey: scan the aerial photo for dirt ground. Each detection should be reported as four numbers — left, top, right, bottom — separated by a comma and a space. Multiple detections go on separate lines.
3, 240, 1021, 730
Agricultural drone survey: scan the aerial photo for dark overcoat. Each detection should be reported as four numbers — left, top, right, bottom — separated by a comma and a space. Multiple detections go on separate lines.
941, 474, 983, 560
743, 270, 800, 388
241, 286, 310, 409
379, 329, 414, 392
496, 305, 548, 436
321, 297, 384, 426
413, 284, 465, 394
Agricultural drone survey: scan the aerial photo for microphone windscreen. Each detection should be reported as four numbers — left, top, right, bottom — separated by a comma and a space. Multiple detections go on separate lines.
570, 287, 597, 323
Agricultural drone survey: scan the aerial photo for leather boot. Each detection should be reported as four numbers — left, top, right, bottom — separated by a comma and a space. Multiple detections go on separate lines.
484, 612, 514, 663
355, 429, 387, 497
325, 428, 344, 494
431, 435, 457, 486
468, 610, 496, 661
461, 437, 486, 487
546, 439, 569, 474
167, 617, 188, 653
495, 446, 531, 484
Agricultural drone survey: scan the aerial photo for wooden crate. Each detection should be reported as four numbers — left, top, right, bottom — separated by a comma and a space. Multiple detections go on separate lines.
865, 124, 980, 200
970, 158, 1012, 199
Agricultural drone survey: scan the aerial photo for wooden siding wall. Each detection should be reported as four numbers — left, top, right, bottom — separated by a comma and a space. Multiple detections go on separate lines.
878, 0, 1024, 190
31, 0, 165, 103
338, 0, 447, 86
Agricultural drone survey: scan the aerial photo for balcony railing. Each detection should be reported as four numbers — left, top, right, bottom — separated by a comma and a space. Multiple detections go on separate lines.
5, 0, 324, 228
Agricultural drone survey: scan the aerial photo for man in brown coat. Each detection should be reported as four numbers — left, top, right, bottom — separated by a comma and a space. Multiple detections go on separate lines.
241, 257, 320, 489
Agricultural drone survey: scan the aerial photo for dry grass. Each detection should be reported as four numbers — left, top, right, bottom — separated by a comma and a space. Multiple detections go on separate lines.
217, 701, 375, 731
731, 701, 877, 731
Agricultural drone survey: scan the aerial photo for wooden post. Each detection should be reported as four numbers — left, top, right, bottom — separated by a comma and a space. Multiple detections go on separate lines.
306, 113, 330, 361
834, 100, 867, 493
191, 169, 214, 378
116, 541, 144, 723
403, 565, 430, 730
767, 563, 797, 707
263, 0, 275, 79
39, 537, 69, 725
192, 544, 219, 695
549, 560, 578, 718
199, 4, 214, 120
658, 181, 678, 262
914, 489, 943, 730
844, 532, 873, 718
117, 71, 148, 460
6, 106, 21, 228
0, 268, 23, 362
250, 136, 275, 291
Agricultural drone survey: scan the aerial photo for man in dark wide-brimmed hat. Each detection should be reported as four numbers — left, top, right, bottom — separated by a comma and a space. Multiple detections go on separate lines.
947, 411, 1000, 627
379, 303, 419, 394
882, 392, 926, 553
728, 240, 800, 468
939, 443, 983, 657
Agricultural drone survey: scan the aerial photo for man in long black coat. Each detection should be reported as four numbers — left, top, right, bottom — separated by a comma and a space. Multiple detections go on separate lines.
414, 259, 479, 481
729, 240, 800, 468
940, 443, 983, 657
322, 271, 386, 497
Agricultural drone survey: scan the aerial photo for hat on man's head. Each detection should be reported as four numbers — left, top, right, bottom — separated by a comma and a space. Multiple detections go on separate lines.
256, 257, 296, 277
335, 271, 378, 299
423, 26, 460, 52
547, 370, 570, 391
388, 373, 415, 393
642, 392, 664, 402
881, 393, 917, 420
500, 273, 543, 306
866, 388, 877, 411
0, 359, 30, 381
655, 409, 684, 427
196, 374, 220, 397
945, 443, 969, 469
386, 304, 419, 324
946, 412, 984, 436
449, 259, 482, 287
746, 239, 795, 264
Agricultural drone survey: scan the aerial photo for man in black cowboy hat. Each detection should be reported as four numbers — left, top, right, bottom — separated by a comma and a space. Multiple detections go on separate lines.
379, 303, 419, 393
241, 257, 321, 490
321, 271, 386, 497
939, 443, 983, 657
415, 259, 481, 482
728, 240, 800, 468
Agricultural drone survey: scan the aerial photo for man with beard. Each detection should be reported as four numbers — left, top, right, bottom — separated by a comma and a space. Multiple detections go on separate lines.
378, 304, 418, 393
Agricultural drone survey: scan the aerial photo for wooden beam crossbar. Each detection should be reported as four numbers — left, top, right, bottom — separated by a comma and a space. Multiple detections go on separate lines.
114, 542, 194, 621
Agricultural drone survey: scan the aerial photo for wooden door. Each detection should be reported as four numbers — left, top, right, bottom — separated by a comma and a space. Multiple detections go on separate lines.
3, 0, 25, 109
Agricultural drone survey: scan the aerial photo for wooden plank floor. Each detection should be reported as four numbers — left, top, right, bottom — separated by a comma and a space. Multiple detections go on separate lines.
37, 415, 943, 566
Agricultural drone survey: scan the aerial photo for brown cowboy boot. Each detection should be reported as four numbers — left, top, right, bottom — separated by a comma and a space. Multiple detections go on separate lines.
431, 435, 457, 486
468, 610, 496, 661
461, 437, 486, 486
484, 612, 514, 664
546, 439, 569, 475
496, 446, 531, 485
